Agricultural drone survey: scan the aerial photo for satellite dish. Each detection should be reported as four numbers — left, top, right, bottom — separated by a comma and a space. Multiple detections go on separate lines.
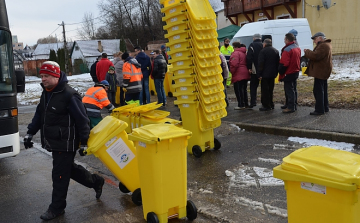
322, 0, 331, 9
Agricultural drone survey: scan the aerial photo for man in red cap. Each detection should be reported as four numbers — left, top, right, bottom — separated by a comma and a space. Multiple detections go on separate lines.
23, 61, 105, 221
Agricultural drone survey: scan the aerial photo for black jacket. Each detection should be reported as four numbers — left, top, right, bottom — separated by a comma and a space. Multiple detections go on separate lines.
152, 54, 168, 79
90, 61, 99, 83
257, 45, 280, 79
135, 52, 152, 79
27, 72, 90, 152
246, 39, 263, 74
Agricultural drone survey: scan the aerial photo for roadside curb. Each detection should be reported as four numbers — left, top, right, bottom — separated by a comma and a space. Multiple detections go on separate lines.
227, 122, 360, 145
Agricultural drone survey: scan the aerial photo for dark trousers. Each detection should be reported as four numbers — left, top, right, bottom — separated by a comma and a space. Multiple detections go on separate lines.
234, 80, 248, 107
125, 92, 140, 102
222, 79, 229, 106
107, 91, 116, 105
283, 78, 298, 109
250, 74, 259, 106
49, 151, 99, 214
261, 78, 275, 109
284, 80, 298, 111
119, 87, 125, 106
313, 78, 329, 113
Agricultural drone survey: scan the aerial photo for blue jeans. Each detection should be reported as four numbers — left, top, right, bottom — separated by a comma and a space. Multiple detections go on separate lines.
139, 77, 150, 105
154, 79, 166, 106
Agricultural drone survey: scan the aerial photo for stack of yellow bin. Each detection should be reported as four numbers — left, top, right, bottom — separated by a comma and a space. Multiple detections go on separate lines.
161, 0, 227, 157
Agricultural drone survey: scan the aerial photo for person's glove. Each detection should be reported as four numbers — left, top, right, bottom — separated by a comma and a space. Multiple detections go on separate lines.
123, 87, 127, 93
108, 104, 115, 113
24, 134, 34, 149
78, 144, 88, 156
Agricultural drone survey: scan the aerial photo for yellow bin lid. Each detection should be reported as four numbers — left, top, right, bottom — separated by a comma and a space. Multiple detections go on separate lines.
274, 146, 360, 191
128, 124, 192, 144
87, 116, 129, 154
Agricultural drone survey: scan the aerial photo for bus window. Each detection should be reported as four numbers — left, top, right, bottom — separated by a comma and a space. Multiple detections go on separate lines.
0, 30, 15, 93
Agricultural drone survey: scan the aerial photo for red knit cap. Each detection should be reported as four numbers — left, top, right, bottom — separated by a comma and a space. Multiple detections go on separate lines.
40, 61, 61, 78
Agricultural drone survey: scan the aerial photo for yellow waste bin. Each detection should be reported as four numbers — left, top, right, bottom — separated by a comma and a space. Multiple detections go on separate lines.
128, 124, 197, 223
85, 116, 142, 206
273, 146, 360, 223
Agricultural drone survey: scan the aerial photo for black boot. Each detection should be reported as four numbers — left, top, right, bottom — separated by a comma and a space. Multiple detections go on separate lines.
40, 209, 65, 221
94, 175, 105, 199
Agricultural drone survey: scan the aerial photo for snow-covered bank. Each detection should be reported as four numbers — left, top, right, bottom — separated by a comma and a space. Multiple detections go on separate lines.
18, 73, 94, 105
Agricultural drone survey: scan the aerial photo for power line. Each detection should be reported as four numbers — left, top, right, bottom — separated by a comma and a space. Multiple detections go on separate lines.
65, 21, 103, 33
65, 16, 102, 26
48, 25, 61, 37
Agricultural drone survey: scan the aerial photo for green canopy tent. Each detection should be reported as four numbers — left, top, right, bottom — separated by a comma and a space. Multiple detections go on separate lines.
217, 24, 241, 43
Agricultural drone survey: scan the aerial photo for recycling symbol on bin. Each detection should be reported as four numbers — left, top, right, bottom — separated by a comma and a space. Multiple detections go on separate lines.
120, 154, 130, 163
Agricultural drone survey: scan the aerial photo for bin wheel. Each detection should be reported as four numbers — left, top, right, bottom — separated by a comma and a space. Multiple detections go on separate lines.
147, 212, 159, 223
192, 145, 202, 158
186, 200, 198, 221
168, 92, 173, 97
214, 138, 221, 150
118, 182, 130, 193
131, 188, 142, 206
150, 90, 155, 96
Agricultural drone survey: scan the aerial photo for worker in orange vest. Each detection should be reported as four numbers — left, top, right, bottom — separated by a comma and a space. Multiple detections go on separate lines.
82, 80, 115, 129
121, 52, 143, 104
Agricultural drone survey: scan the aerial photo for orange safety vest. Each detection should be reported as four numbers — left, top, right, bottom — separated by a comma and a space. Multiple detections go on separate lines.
82, 86, 110, 110
122, 62, 143, 94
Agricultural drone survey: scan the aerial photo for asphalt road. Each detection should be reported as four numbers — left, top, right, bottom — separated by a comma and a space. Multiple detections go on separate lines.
1, 105, 324, 222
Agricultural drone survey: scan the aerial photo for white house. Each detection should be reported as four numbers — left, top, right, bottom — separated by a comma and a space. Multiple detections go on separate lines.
32, 42, 72, 60
208, 0, 231, 30
70, 39, 120, 70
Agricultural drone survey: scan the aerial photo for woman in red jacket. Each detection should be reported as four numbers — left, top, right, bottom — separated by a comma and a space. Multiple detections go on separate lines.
230, 42, 251, 109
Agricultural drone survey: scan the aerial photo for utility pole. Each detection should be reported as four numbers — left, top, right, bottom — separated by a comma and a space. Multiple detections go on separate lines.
59, 21, 69, 75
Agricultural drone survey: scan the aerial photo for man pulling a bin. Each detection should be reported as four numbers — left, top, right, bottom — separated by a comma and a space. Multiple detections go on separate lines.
83, 80, 115, 129
23, 61, 105, 221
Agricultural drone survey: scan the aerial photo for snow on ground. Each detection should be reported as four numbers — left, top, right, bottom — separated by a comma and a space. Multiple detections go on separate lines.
18, 73, 94, 105
297, 56, 360, 81
330, 56, 360, 81
287, 136, 355, 152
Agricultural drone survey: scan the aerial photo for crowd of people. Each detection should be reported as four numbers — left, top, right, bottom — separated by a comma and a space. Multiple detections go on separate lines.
86, 46, 169, 127
221, 30, 332, 115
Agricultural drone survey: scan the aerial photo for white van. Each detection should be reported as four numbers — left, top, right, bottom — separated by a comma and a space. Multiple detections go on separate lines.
230, 18, 313, 67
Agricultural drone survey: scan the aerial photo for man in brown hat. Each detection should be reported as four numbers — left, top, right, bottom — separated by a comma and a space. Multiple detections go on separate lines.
304, 32, 333, 115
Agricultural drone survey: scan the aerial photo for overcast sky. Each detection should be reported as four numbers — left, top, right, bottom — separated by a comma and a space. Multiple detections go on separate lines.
6, 0, 101, 46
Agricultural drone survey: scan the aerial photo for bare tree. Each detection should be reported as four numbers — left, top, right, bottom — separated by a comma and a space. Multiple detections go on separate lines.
98, 0, 164, 48
37, 36, 58, 44
77, 13, 97, 40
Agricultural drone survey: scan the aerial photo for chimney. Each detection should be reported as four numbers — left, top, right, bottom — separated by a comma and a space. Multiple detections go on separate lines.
98, 41, 103, 52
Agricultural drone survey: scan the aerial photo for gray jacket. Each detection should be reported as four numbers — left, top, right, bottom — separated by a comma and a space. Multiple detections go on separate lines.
113, 57, 124, 86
